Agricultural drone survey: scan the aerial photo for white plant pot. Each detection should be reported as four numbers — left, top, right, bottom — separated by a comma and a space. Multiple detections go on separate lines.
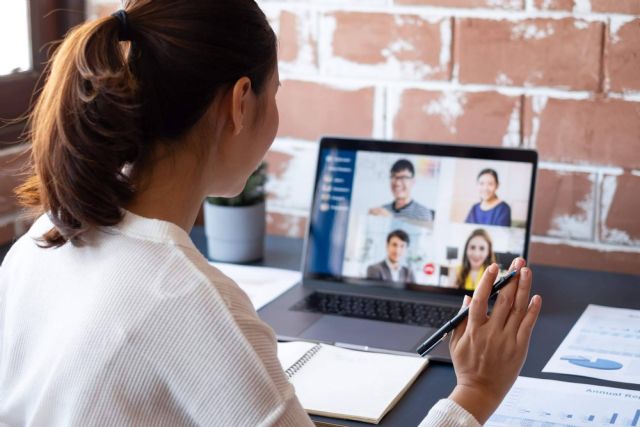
203, 201, 265, 263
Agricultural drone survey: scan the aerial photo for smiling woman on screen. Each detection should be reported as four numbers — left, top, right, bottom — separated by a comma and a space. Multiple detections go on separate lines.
0, 1, 540, 425
465, 168, 512, 227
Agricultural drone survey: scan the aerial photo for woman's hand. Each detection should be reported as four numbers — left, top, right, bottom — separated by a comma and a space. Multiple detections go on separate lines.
447, 258, 542, 424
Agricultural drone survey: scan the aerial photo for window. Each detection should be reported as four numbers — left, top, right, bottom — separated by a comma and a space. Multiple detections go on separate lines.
0, 1, 32, 77
0, 0, 85, 144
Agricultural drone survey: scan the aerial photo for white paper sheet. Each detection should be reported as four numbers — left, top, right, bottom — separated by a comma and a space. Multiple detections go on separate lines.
209, 262, 301, 310
487, 376, 640, 427
543, 305, 640, 385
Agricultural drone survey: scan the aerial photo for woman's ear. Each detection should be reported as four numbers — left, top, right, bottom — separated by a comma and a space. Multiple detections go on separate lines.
230, 77, 252, 135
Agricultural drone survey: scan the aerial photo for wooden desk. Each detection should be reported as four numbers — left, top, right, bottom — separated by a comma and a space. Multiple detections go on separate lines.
190, 228, 640, 426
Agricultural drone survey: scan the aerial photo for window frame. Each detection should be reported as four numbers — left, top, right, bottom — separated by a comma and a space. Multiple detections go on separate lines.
0, 0, 85, 144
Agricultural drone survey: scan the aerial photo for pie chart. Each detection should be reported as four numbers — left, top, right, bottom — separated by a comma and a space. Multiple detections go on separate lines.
560, 356, 623, 370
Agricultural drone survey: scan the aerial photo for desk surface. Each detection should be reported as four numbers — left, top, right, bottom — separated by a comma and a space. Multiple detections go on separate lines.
190, 228, 640, 427
1, 230, 637, 426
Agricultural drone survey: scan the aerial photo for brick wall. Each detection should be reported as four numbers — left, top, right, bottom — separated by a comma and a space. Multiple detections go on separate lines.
1, 1, 637, 275
255, 0, 640, 275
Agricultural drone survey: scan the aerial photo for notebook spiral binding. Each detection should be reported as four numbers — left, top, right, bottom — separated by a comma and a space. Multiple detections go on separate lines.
284, 344, 322, 379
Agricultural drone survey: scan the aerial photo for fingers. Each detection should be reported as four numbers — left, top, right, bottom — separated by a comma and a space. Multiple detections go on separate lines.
504, 266, 533, 332
468, 263, 498, 328
508, 257, 526, 273
489, 258, 525, 328
450, 295, 471, 350
516, 294, 542, 348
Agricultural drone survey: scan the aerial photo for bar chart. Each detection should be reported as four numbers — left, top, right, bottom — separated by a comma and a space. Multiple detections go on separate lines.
486, 377, 640, 427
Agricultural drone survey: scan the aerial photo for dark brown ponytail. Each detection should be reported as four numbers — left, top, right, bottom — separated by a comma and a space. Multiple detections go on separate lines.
16, 0, 277, 247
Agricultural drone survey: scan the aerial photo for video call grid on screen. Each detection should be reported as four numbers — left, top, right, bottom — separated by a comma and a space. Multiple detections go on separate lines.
304, 138, 538, 294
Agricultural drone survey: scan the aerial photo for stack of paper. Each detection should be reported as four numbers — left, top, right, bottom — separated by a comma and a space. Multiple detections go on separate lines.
209, 262, 301, 310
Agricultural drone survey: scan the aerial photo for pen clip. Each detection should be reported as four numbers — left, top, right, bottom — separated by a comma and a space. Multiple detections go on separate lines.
419, 332, 447, 357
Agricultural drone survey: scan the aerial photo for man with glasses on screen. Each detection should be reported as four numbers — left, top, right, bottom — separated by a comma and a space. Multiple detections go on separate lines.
369, 159, 435, 223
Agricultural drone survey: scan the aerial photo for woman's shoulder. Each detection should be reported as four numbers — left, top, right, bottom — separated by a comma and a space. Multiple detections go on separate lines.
158, 244, 257, 317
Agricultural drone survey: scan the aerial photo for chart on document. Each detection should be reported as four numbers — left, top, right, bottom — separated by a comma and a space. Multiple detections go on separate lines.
487, 377, 640, 427
543, 305, 640, 385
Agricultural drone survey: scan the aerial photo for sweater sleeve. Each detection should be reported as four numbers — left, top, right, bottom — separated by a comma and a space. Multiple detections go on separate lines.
271, 396, 315, 426
418, 399, 482, 427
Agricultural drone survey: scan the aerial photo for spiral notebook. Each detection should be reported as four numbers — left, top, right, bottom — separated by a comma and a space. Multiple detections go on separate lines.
277, 341, 428, 424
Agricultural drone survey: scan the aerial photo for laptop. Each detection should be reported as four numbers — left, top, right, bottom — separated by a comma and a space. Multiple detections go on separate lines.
259, 137, 538, 362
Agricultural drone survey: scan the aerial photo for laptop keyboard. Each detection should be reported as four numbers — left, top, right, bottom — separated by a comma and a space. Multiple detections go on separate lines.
291, 292, 459, 328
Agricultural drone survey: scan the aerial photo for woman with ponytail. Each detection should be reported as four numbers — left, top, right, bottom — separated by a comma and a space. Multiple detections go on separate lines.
0, 1, 541, 426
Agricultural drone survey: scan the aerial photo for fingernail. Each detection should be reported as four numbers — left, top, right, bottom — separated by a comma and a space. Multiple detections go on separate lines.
521, 267, 529, 278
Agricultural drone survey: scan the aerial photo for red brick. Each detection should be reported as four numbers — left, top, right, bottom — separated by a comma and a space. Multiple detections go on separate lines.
396, 0, 523, 9
265, 150, 294, 184
529, 242, 640, 275
592, 0, 640, 14
523, 97, 640, 169
264, 139, 318, 217
601, 173, 640, 244
606, 19, 640, 92
265, 149, 295, 214
392, 90, 521, 146
327, 12, 449, 80
277, 80, 374, 141
266, 212, 307, 238
532, 170, 595, 240
0, 147, 29, 216
276, 10, 317, 69
533, 0, 574, 10
456, 18, 603, 91
279, 11, 300, 63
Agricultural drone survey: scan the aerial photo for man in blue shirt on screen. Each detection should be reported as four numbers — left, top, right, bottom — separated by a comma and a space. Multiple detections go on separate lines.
369, 159, 435, 223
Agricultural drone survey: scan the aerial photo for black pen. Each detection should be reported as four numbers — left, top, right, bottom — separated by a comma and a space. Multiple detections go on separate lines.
416, 269, 519, 357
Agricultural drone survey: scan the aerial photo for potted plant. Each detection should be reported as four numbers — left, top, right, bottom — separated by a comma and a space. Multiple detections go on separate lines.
203, 162, 268, 263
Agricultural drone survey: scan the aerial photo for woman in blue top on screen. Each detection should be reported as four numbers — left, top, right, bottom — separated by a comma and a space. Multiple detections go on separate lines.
465, 168, 511, 227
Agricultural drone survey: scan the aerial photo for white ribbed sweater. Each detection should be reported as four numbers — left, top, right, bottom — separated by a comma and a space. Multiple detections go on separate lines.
0, 212, 479, 427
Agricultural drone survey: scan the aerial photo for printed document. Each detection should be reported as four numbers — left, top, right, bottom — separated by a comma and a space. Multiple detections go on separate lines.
210, 262, 301, 310
543, 304, 640, 385
487, 376, 640, 427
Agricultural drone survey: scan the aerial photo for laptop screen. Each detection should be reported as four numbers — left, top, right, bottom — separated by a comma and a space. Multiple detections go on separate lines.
304, 137, 537, 294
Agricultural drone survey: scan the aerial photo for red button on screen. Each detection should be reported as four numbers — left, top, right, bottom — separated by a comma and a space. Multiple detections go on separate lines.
423, 263, 435, 275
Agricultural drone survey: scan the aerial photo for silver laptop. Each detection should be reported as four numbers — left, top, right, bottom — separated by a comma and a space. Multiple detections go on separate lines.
259, 137, 537, 362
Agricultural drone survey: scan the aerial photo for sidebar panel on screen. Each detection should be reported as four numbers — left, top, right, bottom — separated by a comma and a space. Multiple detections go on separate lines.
306, 148, 356, 277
